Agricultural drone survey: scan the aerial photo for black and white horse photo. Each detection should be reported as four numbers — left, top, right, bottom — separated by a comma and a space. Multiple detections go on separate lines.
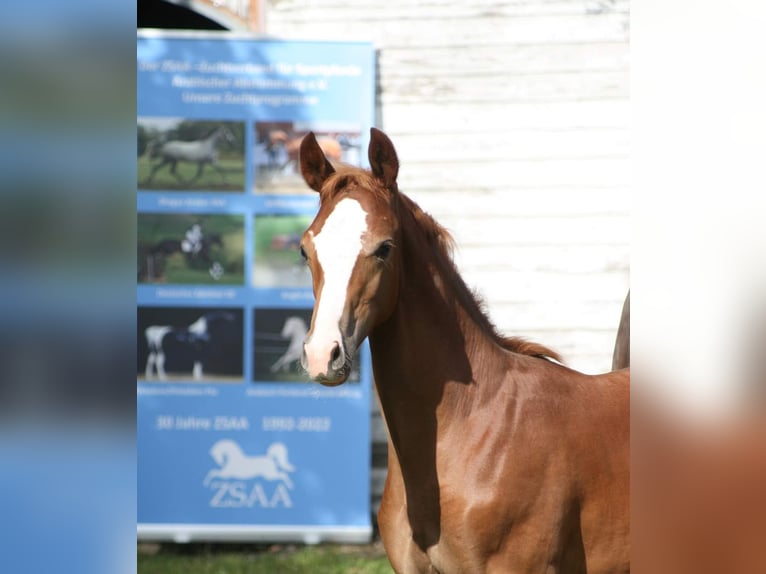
140, 309, 242, 382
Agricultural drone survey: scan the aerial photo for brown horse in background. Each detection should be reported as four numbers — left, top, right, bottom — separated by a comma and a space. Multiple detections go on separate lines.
266, 129, 342, 174
299, 128, 630, 573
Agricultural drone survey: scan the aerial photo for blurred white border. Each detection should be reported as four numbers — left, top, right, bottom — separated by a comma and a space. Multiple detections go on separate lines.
633, 0, 766, 419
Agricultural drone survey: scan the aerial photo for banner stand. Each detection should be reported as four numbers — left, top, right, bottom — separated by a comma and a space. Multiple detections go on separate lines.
137, 31, 375, 544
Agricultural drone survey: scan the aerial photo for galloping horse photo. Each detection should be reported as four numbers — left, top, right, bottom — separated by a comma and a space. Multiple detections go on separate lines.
138, 118, 245, 191
297, 128, 630, 573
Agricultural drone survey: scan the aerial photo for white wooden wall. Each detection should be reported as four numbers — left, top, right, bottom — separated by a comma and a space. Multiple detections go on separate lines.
266, 0, 630, 375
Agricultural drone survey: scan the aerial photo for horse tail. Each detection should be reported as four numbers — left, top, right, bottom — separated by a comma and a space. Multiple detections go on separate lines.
611, 290, 630, 370
144, 139, 161, 159
267, 442, 295, 472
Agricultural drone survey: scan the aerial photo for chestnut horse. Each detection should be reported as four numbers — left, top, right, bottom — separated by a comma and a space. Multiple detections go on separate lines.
299, 128, 630, 573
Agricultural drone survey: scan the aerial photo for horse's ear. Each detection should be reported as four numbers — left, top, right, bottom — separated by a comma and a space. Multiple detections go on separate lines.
300, 132, 335, 193
368, 127, 399, 191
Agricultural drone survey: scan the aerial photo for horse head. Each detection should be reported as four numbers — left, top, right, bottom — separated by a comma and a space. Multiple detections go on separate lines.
203, 311, 235, 324
298, 128, 402, 385
209, 439, 241, 467
218, 126, 235, 146
281, 316, 308, 339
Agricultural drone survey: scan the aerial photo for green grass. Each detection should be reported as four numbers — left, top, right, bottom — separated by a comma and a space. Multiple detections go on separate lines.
138, 155, 246, 192
138, 543, 394, 574
162, 256, 244, 285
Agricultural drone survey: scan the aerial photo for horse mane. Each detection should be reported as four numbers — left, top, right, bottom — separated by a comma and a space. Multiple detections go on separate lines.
397, 192, 562, 363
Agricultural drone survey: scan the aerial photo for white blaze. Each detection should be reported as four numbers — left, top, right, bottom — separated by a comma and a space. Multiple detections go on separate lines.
307, 198, 368, 372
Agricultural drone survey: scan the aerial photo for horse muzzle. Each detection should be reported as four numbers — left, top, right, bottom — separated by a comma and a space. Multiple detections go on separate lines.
301, 335, 353, 386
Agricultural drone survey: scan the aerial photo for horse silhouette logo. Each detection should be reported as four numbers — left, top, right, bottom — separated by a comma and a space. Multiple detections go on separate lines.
203, 439, 296, 489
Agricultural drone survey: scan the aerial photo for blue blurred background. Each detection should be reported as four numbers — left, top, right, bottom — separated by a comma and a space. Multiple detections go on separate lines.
0, 1, 136, 573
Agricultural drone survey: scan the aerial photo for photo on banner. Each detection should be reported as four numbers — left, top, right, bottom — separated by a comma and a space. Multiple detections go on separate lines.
253, 121, 363, 194
252, 213, 313, 288
252, 307, 363, 383
138, 117, 246, 192
138, 212, 245, 285
137, 306, 244, 384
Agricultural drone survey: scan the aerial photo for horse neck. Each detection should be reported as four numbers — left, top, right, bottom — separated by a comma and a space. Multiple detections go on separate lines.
369, 204, 505, 429
367, 206, 510, 549
207, 128, 224, 146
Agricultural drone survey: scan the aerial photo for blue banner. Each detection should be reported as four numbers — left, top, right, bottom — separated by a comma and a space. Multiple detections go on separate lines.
137, 32, 375, 543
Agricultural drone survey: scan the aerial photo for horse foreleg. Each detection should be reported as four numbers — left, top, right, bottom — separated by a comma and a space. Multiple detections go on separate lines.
212, 160, 228, 184
169, 159, 186, 183
192, 360, 203, 380
270, 355, 286, 373
155, 351, 168, 381
185, 161, 204, 185
144, 158, 169, 185
145, 352, 156, 379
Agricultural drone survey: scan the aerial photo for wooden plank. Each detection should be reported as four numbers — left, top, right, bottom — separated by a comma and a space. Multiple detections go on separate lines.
382, 101, 630, 133
396, 158, 630, 190
379, 70, 628, 104
392, 131, 629, 163
466, 268, 629, 302
379, 42, 629, 78
444, 214, 630, 245
411, 187, 629, 217
452, 243, 629, 273
484, 298, 630, 331
268, 13, 629, 47
271, 0, 630, 20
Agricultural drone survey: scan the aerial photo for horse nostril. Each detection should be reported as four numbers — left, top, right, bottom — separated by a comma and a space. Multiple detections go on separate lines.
330, 342, 345, 370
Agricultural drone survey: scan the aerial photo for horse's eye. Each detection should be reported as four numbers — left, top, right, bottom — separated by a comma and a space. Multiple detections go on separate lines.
374, 241, 393, 261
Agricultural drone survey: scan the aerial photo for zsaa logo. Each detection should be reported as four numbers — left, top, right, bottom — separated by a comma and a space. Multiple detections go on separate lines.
204, 439, 296, 508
